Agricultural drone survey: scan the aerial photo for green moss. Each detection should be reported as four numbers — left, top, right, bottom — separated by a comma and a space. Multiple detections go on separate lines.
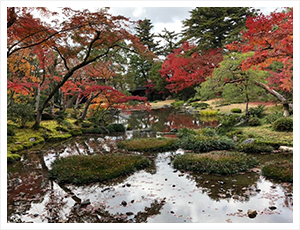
48, 154, 150, 185
262, 160, 293, 182
117, 137, 178, 152
7, 153, 21, 163
173, 151, 258, 174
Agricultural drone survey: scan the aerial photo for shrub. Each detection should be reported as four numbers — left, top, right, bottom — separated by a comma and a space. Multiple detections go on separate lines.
265, 111, 284, 124
191, 102, 209, 109
177, 127, 197, 138
173, 151, 258, 174
81, 121, 92, 128
82, 127, 105, 134
8, 102, 35, 128
248, 117, 261, 126
118, 137, 178, 152
178, 135, 234, 152
171, 100, 185, 108
231, 108, 242, 113
237, 143, 274, 153
48, 154, 150, 185
200, 110, 218, 116
7, 125, 15, 136
249, 105, 266, 118
106, 124, 125, 132
273, 117, 293, 132
262, 160, 293, 182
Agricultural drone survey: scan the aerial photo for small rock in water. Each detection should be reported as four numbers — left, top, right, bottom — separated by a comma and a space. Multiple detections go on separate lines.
121, 201, 127, 206
269, 206, 277, 210
126, 183, 131, 187
81, 199, 91, 206
271, 185, 277, 189
126, 212, 134, 216
172, 185, 176, 187
247, 209, 258, 219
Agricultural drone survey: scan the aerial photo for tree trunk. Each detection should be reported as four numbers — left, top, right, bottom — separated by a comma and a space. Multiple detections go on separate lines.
80, 92, 94, 121
254, 80, 292, 114
35, 87, 40, 112
66, 94, 78, 109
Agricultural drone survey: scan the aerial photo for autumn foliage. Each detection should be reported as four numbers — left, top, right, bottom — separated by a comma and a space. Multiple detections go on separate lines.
227, 9, 293, 92
159, 42, 223, 93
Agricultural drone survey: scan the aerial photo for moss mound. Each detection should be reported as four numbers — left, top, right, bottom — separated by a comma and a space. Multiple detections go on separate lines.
173, 151, 258, 174
49, 154, 150, 185
262, 160, 293, 182
117, 137, 178, 152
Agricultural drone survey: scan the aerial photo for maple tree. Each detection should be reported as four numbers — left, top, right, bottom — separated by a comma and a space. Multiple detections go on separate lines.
226, 8, 293, 116
159, 41, 223, 94
7, 7, 150, 129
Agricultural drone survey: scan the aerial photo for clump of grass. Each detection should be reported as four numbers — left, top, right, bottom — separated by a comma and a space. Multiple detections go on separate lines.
173, 151, 258, 174
262, 160, 293, 182
118, 137, 178, 152
237, 143, 274, 153
200, 110, 218, 116
177, 128, 234, 152
49, 154, 150, 185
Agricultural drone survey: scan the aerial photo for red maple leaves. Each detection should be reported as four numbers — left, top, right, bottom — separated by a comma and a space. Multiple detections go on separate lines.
159, 41, 223, 93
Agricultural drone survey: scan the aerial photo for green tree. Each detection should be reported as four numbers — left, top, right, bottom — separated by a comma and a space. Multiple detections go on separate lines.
157, 28, 179, 57
196, 52, 272, 115
182, 7, 259, 50
128, 19, 158, 90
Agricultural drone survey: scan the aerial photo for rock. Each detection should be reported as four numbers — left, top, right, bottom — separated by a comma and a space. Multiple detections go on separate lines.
19, 192, 26, 197
233, 135, 238, 142
172, 185, 176, 187
279, 146, 293, 153
171, 128, 178, 133
29, 137, 36, 142
131, 200, 135, 203
126, 212, 134, 216
121, 201, 127, 206
238, 209, 243, 212
232, 195, 240, 200
178, 173, 184, 177
81, 199, 91, 206
269, 206, 277, 210
247, 209, 258, 218
218, 181, 224, 185
242, 138, 256, 144
126, 183, 131, 187
101, 187, 110, 193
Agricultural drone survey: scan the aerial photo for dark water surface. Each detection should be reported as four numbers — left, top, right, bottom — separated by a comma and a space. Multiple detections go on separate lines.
7, 109, 293, 223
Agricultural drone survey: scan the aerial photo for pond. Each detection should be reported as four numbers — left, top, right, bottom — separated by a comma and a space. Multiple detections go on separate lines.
7, 109, 293, 223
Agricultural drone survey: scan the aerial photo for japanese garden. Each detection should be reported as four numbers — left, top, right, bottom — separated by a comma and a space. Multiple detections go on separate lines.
6, 7, 293, 224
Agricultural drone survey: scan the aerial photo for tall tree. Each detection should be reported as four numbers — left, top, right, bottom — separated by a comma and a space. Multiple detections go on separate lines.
127, 19, 158, 90
181, 7, 259, 50
157, 28, 179, 57
227, 8, 293, 116
159, 41, 223, 94
7, 7, 149, 129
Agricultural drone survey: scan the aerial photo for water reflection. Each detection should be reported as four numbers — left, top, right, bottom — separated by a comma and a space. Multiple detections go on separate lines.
7, 108, 292, 223
116, 108, 219, 133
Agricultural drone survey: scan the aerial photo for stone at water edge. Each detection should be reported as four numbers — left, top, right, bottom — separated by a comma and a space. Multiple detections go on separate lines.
247, 209, 258, 218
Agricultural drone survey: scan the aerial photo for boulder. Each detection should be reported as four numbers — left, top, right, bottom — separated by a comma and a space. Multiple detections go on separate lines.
247, 209, 258, 218
279, 146, 293, 153
242, 138, 256, 144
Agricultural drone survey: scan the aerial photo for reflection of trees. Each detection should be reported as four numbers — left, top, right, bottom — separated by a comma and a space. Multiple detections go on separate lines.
120, 108, 219, 133
191, 172, 260, 202
67, 199, 165, 223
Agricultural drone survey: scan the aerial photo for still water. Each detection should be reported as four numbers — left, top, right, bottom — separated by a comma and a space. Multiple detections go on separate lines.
7, 109, 293, 223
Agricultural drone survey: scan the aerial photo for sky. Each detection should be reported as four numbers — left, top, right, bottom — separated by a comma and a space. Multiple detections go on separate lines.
108, 7, 282, 36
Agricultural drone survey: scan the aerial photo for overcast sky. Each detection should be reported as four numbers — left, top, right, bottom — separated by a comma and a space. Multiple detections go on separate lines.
108, 7, 282, 36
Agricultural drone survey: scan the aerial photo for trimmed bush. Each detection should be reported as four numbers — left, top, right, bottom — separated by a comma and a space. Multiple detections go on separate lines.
106, 124, 125, 132
49, 154, 150, 185
265, 112, 284, 124
237, 143, 274, 153
118, 137, 178, 152
248, 117, 261, 126
231, 108, 242, 113
249, 105, 266, 118
171, 100, 185, 108
273, 117, 293, 132
173, 151, 258, 174
200, 110, 218, 116
178, 135, 234, 152
262, 160, 293, 182
191, 102, 209, 109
